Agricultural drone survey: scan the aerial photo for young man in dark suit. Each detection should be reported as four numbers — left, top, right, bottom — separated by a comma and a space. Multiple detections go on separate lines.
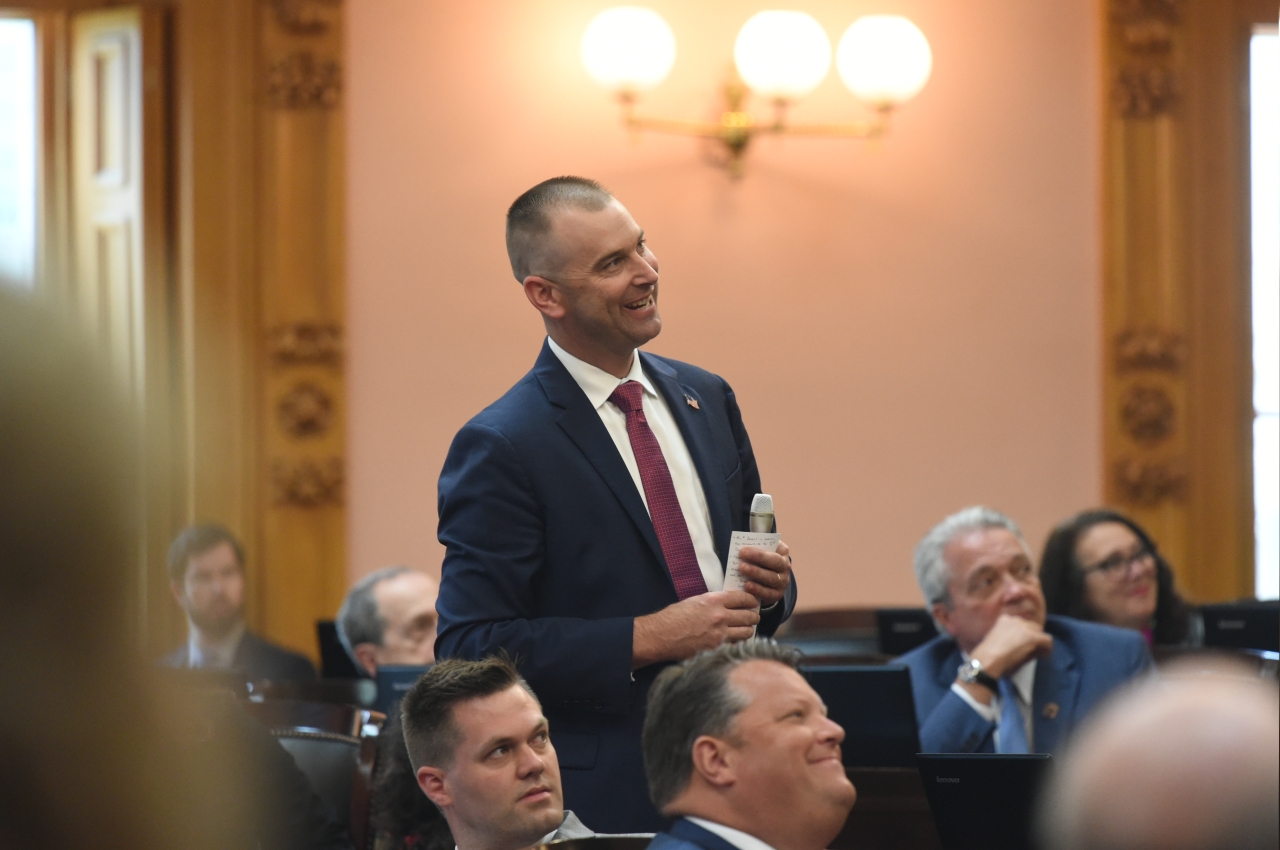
435, 177, 797, 832
161, 523, 315, 685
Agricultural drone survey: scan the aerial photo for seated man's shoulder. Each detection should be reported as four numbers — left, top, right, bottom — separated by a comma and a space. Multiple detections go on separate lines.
896, 631, 958, 672
1045, 615, 1149, 669
240, 632, 317, 680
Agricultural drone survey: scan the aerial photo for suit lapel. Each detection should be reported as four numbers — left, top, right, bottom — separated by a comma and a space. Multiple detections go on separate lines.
669, 818, 748, 850
533, 343, 670, 582
642, 353, 734, 564
1031, 635, 1079, 754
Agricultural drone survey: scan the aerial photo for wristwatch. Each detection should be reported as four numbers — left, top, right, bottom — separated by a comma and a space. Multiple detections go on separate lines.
957, 658, 999, 693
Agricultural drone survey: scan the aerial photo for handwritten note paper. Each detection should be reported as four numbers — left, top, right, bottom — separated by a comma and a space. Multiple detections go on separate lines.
723, 531, 781, 592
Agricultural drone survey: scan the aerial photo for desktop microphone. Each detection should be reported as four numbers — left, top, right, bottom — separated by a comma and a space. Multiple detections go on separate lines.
749, 493, 775, 533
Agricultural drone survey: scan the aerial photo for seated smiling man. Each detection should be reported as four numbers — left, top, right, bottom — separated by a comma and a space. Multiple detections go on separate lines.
641, 641, 857, 850
899, 506, 1151, 754
401, 656, 612, 850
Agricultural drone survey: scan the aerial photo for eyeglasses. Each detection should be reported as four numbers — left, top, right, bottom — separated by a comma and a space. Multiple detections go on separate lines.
1081, 547, 1155, 578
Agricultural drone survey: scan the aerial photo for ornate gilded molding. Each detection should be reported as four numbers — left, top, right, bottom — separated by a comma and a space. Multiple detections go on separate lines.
268, 322, 343, 367
267, 52, 341, 109
1121, 383, 1175, 444
1110, 0, 1180, 119
1113, 456, 1186, 506
271, 0, 340, 36
1114, 327, 1185, 372
272, 456, 343, 507
278, 381, 333, 438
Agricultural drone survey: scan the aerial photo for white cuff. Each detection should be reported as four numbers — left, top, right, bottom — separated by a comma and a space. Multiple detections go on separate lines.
951, 682, 999, 722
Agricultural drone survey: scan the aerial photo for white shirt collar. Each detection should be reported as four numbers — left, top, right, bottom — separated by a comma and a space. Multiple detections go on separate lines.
546, 337, 656, 411
188, 620, 246, 669
686, 818, 777, 850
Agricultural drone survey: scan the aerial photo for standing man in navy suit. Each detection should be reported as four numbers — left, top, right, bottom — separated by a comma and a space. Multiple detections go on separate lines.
898, 506, 1151, 754
434, 177, 797, 832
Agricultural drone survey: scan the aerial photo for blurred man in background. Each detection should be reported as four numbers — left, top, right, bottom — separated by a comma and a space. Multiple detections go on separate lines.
162, 523, 316, 684
337, 565, 439, 677
1037, 659, 1279, 850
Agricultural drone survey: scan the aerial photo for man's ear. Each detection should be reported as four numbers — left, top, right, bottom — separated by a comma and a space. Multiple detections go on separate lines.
931, 602, 957, 637
417, 765, 451, 808
689, 735, 736, 789
523, 275, 566, 320
169, 580, 186, 609
353, 643, 380, 678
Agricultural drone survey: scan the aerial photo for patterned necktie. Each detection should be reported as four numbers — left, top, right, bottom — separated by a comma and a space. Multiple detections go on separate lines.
608, 380, 708, 600
997, 678, 1031, 754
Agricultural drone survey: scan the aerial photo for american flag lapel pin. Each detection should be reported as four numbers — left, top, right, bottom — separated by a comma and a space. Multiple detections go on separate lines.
684, 394, 700, 410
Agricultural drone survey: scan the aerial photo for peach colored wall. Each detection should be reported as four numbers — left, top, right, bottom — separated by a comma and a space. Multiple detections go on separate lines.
345, 0, 1103, 608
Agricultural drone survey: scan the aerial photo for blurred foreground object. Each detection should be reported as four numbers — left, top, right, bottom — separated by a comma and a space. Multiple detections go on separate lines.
1036, 658, 1279, 850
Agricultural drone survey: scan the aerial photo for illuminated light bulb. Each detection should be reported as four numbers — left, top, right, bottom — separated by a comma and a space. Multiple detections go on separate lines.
836, 15, 932, 107
580, 7, 676, 94
733, 10, 832, 102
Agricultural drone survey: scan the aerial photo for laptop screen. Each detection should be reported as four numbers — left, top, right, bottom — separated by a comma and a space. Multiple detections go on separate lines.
917, 753, 1051, 850
801, 664, 921, 768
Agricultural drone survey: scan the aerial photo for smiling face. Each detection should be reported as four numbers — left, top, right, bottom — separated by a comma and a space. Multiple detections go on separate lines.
719, 661, 857, 849
933, 527, 1046, 654
1075, 521, 1158, 631
173, 541, 245, 638
526, 199, 661, 377
420, 684, 563, 850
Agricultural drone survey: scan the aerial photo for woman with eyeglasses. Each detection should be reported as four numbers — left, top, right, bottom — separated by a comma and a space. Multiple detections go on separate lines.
1040, 509, 1199, 646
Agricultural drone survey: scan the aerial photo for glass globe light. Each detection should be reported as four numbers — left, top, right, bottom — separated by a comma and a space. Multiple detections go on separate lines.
733, 11, 832, 102
580, 7, 676, 94
836, 15, 932, 107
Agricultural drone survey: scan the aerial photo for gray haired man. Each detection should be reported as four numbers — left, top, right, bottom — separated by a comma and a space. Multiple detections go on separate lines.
336, 566, 439, 677
898, 506, 1150, 754
642, 640, 857, 850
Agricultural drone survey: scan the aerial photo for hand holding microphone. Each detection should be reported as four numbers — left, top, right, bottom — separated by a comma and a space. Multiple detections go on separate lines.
736, 493, 792, 608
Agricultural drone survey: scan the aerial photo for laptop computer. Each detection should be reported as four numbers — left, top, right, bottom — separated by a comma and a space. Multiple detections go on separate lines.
801, 664, 921, 768
1200, 601, 1279, 652
876, 608, 939, 656
917, 753, 1051, 850
374, 664, 433, 714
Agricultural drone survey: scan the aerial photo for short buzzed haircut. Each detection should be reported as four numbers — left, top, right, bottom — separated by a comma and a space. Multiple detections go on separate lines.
642, 640, 801, 811
505, 176, 613, 282
401, 655, 536, 772
166, 523, 245, 583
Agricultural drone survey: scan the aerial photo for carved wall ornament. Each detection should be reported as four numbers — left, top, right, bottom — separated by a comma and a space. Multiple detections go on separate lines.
278, 381, 333, 438
271, 0, 340, 36
268, 322, 343, 367
1110, 0, 1179, 50
1113, 456, 1186, 506
1121, 383, 1175, 444
272, 456, 343, 507
1115, 63, 1179, 118
1114, 327, 1185, 372
267, 52, 341, 109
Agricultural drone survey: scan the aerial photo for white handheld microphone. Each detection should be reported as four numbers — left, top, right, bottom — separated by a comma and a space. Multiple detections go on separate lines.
749, 493, 775, 533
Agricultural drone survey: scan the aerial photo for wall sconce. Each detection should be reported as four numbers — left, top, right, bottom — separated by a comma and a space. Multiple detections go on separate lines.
581, 7, 932, 176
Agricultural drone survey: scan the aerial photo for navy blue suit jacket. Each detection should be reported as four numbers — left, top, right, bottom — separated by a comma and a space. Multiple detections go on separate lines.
898, 615, 1151, 754
435, 341, 796, 833
648, 819, 747, 850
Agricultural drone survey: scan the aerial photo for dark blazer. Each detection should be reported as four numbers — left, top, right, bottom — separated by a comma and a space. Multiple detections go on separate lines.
435, 341, 796, 833
897, 615, 1150, 754
648, 818, 748, 850
161, 630, 317, 685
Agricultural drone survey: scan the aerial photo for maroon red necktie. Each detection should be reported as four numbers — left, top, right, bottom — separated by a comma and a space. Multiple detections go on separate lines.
608, 381, 708, 600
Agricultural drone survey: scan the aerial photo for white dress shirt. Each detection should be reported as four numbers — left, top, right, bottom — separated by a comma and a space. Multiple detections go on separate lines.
950, 656, 1037, 750
548, 338, 724, 593
187, 620, 246, 670
686, 818, 777, 850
